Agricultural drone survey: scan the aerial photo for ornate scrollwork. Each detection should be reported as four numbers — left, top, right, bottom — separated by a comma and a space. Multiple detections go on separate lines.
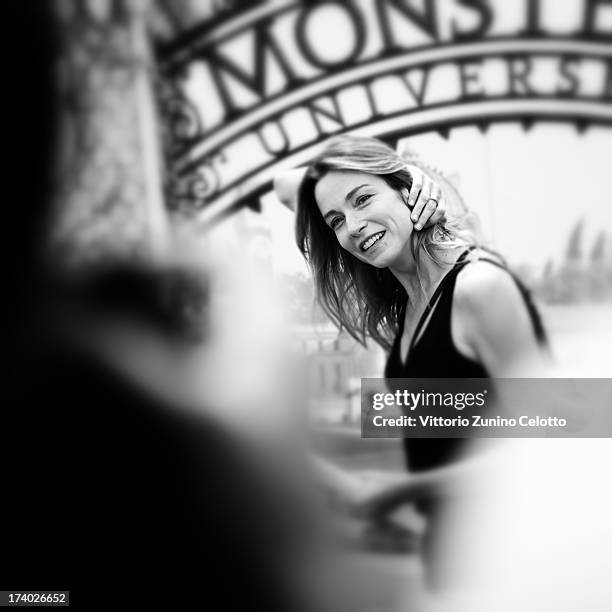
156, 74, 204, 157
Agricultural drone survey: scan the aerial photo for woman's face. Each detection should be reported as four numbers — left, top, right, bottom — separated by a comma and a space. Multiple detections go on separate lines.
314, 170, 414, 269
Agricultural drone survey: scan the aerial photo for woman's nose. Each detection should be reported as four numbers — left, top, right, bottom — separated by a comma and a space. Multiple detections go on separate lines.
346, 213, 367, 236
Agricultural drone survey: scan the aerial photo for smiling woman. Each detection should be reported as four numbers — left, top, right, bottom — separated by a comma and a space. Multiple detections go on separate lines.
289, 134, 551, 593
315, 172, 415, 266
296, 135, 477, 351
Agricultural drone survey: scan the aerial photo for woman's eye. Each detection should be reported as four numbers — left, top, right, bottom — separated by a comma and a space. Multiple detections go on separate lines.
330, 217, 343, 230
356, 194, 372, 206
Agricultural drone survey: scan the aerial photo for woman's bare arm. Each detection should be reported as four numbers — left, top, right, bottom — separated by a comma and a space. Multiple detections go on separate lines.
273, 168, 308, 211
347, 446, 497, 518
310, 447, 496, 519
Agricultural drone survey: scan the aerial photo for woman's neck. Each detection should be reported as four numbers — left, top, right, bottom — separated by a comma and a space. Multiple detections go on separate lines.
390, 246, 465, 306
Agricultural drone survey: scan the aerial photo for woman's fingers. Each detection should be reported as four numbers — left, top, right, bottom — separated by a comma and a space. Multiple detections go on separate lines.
417, 197, 439, 230
406, 169, 423, 211
423, 182, 444, 227
412, 176, 444, 230
428, 194, 447, 226
410, 177, 433, 229
408, 172, 427, 224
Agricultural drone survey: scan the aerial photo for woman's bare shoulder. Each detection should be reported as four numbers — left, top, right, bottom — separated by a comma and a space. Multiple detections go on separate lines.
453, 256, 534, 341
452, 256, 538, 367
454, 258, 520, 308
451, 255, 547, 375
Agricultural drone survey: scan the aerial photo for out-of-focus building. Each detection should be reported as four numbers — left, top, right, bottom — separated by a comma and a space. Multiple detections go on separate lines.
292, 324, 385, 426
535, 221, 612, 304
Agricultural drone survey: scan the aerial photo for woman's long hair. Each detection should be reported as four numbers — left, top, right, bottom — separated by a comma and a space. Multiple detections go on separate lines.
295, 135, 479, 351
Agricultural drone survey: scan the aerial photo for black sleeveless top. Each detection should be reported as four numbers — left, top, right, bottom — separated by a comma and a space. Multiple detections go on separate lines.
384, 248, 547, 472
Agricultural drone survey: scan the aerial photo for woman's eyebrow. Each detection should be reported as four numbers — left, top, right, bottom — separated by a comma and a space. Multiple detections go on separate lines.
323, 209, 340, 223
322, 184, 372, 223
345, 184, 371, 203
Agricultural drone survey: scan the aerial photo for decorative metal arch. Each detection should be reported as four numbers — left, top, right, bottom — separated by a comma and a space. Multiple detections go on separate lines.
155, 1, 612, 226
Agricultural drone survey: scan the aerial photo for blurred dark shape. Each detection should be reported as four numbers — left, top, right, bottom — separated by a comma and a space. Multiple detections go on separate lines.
565, 218, 585, 263
1, 4, 311, 610
5, 4, 58, 340
49, 263, 211, 344
542, 259, 554, 279
6, 328, 303, 610
590, 230, 607, 263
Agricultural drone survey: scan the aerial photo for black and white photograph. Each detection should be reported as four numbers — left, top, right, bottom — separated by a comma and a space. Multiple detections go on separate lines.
3, 1, 612, 610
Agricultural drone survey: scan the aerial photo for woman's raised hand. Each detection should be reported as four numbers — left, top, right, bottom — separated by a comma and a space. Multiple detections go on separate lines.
273, 168, 308, 210
405, 166, 447, 231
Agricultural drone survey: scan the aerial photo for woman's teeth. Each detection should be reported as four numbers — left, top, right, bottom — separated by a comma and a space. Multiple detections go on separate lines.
362, 232, 385, 251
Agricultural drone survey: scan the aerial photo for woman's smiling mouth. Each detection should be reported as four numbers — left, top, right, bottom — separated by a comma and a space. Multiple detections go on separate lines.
360, 231, 386, 252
